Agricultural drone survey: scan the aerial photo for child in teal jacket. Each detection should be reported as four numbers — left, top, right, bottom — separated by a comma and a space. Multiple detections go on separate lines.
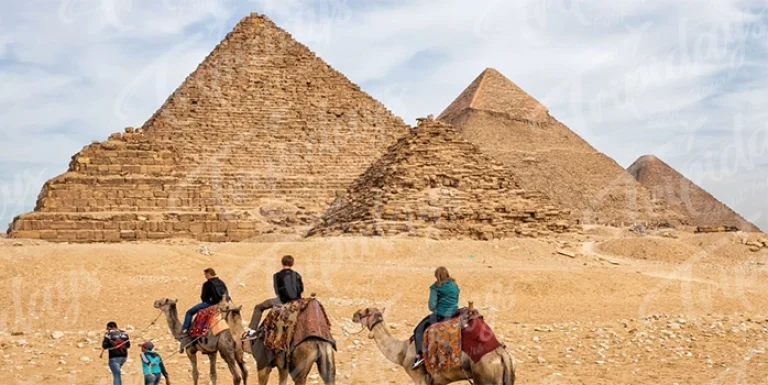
140, 342, 170, 385
412, 266, 460, 369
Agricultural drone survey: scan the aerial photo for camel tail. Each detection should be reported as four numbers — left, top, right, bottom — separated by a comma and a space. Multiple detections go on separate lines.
316, 340, 336, 384
499, 347, 515, 385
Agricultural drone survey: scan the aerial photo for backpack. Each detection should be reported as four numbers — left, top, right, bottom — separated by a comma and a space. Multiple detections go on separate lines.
106, 330, 129, 352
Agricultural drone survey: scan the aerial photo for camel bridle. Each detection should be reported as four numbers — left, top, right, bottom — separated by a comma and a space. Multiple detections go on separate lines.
356, 309, 384, 331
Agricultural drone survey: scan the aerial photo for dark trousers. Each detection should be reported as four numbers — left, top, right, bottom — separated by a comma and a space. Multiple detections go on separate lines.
248, 298, 282, 330
414, 314, 445, 355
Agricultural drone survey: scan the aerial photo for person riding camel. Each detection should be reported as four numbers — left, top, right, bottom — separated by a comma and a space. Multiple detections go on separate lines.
412, 266, 460, 370
243, 254, 304, 340
179, 268, 230, 352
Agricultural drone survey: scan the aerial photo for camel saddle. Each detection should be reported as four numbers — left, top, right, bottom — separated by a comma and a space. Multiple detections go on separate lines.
189, 305, 230, 338
420, 307, 502, 375
262, 297, 336, 353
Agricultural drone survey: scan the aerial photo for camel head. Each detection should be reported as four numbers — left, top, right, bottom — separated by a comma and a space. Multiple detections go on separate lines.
220, 302, 242, 315
352, 307, 385, 331
153, 298, 178, 310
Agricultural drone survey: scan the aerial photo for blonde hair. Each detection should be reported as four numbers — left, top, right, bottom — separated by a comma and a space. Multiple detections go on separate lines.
434, 266, 454, 287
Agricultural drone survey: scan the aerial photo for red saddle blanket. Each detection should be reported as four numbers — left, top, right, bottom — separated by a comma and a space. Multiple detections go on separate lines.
263, 298, 336, 352
421, 308, 503, 374
189, 305, 217, 338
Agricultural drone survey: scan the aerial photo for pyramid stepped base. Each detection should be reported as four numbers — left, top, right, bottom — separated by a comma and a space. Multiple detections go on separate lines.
9, 211, 311, 243
309, 119, 579, 240
310, 217, 572, 240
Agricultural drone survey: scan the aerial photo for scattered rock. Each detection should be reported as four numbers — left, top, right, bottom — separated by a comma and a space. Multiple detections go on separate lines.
51, 331, 65, 340
197, 245, 214, 256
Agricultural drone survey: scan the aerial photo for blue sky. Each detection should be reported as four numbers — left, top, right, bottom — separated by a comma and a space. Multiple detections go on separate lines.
1, 0, 767, 231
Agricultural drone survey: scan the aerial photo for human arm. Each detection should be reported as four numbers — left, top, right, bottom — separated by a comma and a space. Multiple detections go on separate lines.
273, 273, 279, 298
160, 360, 169, 380
428, 285, 437, 312
101, 336, 111, 350
201, 281, 210, 302
296, 272, 304, 296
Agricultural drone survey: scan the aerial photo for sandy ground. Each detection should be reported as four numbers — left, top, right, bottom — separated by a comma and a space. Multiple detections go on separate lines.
1, 227, 768, 385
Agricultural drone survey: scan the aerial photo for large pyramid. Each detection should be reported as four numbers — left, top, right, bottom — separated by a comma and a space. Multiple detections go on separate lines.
308, 119, 576, 240
439, 68, 689, 227
8, 14, 410, 242
628, 155, 760, 232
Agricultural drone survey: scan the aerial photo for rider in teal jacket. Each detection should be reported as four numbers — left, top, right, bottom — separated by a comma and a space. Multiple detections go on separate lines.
412, 266, 460, 369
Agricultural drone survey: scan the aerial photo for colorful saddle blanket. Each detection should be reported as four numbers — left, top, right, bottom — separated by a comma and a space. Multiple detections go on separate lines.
421, 307, 503, 375
189, 305, 229, 337
263, 297, 336, 352
423, 317, 462, 374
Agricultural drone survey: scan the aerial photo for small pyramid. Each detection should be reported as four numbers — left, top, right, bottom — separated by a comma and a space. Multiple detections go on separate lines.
439, 68, 549, 123
308, 118, 576, 240
8, 13, 410, 242
628, 155, 760, 232
439, 68, 690, 227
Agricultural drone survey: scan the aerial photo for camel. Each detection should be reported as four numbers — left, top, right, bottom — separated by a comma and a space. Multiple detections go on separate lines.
226, 301, 336, 385
153, 298, 248, 385
352, 308, 515, 385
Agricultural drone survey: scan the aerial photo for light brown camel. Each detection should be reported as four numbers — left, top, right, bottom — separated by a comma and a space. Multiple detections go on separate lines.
352, 308, 515, 385
226, 302, 336, 385
153, 298, 248, 385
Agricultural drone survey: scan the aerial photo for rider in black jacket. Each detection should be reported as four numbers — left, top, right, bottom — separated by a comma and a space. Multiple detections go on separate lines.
243, 255, 303, 340
179, 268, 229, 352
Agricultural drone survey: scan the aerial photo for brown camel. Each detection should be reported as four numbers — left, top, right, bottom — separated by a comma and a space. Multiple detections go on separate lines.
153, 298, 248, 385
225, 302, 336, 385
352, 308, 515, 385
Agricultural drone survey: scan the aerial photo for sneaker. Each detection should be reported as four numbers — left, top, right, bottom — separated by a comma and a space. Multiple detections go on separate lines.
411, 356, 424, 370
242, 329, 258, 341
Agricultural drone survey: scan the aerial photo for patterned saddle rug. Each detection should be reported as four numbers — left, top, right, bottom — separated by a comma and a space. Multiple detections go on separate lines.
263, 297, 336, 353
421, 307, 502, 375
189, 305, 229, 338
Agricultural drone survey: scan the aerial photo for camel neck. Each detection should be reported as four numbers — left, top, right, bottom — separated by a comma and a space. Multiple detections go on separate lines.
164, 305, 183, 340
371, 321, 409, 366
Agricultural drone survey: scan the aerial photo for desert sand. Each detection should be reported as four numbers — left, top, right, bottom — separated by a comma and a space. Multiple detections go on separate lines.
1, 227, 767, 385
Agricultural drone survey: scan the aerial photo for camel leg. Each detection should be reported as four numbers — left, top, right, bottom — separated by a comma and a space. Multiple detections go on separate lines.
188, 350, 200, 385
236, 351, 249, 385
221, 348, 243, 385
288, 349, 314, 385
209, 353, 218, 385
277, 368, 289, 385
256, 365, 272, 385
316, 342, 336, 385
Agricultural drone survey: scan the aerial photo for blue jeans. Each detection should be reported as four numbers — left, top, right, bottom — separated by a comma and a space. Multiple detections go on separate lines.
108, 357, 126, 385
414, 314, 445, 355
182, 301, 211, 331
144, 373, 162, 385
